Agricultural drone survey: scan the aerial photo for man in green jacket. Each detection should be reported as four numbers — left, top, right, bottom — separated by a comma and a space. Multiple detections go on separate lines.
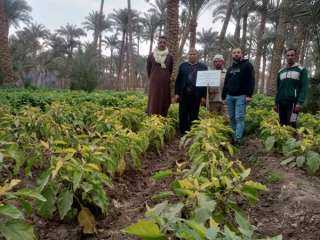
275, 48, 309, 127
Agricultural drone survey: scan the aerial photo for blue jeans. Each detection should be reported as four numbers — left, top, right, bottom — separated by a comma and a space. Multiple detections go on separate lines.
226, 95, 246, 141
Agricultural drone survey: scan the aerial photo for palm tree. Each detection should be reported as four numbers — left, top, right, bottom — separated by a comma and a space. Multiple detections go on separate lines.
4, 0, 31, 38
268, 0, 289, 95
197, 28, 218, 63
181, 0, 213, 50
148, 0, 167, 36
166, 0, 179, 90
0, 0, 14, 84
16, 23, 49, 58
141, 12, 160, 55
83, 11, 110, 49
109, 8, 139, 88
56, 23, 86, 59
217, 0, 235, 51
254, 0, 268, 83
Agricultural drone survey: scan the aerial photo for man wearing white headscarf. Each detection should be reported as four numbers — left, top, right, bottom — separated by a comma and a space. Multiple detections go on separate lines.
209, 54, 226, 113
146, 36, 174, 117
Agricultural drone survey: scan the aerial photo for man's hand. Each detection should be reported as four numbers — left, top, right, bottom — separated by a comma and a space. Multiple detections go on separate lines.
173, 95, 180, 103
294, 104, 301, 113
245, 96, 252, 103
201, 98, 206, 106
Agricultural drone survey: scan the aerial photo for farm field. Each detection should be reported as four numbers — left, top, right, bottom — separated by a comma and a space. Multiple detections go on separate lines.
0, 90, 320, 240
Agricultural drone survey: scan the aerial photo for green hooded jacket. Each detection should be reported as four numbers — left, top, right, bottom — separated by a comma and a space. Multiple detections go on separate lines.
275, 63, 309, 105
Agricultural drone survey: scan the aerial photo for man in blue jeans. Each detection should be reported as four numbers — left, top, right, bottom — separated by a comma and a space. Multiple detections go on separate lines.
222, 48, 255, 145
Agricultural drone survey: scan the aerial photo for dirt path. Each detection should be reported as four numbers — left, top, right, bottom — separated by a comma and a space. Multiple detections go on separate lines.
237, 137, 320, 240
96, 136, 184, 239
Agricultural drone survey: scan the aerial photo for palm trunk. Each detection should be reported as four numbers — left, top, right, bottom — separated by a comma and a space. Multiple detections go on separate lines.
254, 0, 267, 84
189, 16, 197, 50
127, 0, 134, 90
300, 31, 309, 65
218, 0, 235, 52
262, 49, 267, 94
166, 0, 179, 93
117, 31, 126, 90
234, 14, 241, 44
0, 0, 14, 85
98, 0, 105, 74
268, 0, 289, 95
241, 11, 248, 51
149, 32, 154, 56
178, 13, 191, 61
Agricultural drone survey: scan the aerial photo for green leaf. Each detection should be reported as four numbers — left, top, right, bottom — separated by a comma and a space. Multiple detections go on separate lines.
36, 184, 57, 219
296, 155, 306, 168
206, 228, 218, 240
0, 205, 24, 220
280, 156, 295, 166
36, 170, 51, 192
306, 151, 320, 175
184, 220, 207, 239
72, 170, 82, 191
0, 220, 36, 240
264, 136, 276, 151
122, 220, 165, 240
235, 211, 254, 238
151, 191, 174, 201
151, 170, 172, 181
57, 189, 73, 220
15, 189, 46, 202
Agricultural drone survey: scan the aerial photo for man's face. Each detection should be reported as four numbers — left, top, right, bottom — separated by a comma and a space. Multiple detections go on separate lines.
232, 48, 242, 61
188, 50, 198, 64
213, 59, 224, 69
286, 50, 297, 66
158, 38, 167, 50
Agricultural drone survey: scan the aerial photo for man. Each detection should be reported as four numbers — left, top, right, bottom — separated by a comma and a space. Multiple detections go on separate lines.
147, 36, 174, 117
175, 49, 207, 134
275, 48, 309, 127
209, 54, 227, 113
222, 47, 255, 145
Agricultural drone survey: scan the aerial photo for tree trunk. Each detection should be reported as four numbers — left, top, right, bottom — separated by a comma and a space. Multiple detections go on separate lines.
241, 11, 248, 51
166, 0, 179, 93
149, 32, 154, 56
0, 0, 14, 85
262, 48, 267, 94
218, 0, 234, 52
117, 31, 126, 90
189, 16, 197, 50
98, 0, 105, 74
300, 31, 309, 65
254, 0, 267, 85
178, 12, 191, 61
268, 0, 289, 95
127, 0, 134, 90
234, 14, 241, 44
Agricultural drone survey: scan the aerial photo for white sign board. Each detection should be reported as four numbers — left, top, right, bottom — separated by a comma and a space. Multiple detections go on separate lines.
196, 70, 221, 87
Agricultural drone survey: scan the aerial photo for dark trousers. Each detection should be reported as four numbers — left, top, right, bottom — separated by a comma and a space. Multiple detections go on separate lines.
278, 101, 297, 127
179, 93, 201, 134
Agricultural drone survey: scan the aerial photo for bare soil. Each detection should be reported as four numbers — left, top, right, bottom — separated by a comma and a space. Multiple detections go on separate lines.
237, 137, 320, 240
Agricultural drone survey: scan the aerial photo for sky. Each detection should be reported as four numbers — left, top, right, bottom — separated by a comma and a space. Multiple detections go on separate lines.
22, 0, 231, 55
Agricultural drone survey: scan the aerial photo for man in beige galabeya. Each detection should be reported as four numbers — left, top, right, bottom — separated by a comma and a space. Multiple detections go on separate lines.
209, 54, 226, 113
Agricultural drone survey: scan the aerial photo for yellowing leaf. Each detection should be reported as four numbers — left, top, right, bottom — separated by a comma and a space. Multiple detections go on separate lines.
85, 163, 101, 172
52, 159, 64, 179
40, 140, 50, 149
0, 179, 21, 197
117, 158, 126, 176
78, 207, 97, 234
